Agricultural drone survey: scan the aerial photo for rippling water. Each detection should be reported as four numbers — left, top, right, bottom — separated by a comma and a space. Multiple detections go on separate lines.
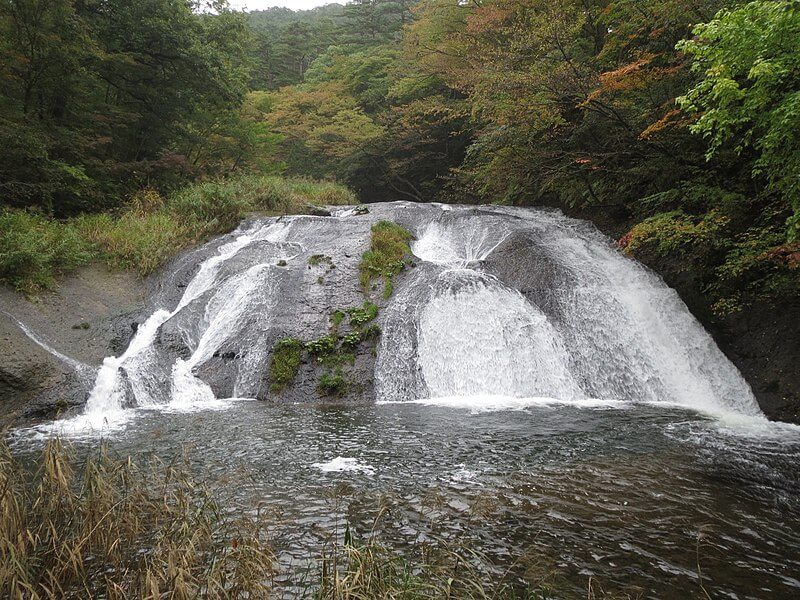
12, 400, 800, 599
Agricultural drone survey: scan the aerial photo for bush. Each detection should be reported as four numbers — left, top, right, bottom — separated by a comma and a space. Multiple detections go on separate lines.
618, 210, 730, 257
318, 368, 349, 397
0, 210, 92, 292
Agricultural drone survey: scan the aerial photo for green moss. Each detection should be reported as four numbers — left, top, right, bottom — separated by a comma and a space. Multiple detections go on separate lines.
308, 254, 332, 266
329, 310, 346, 336
277, 259, 288, 267
269, 338, 303, 393
318, 368, 349, 397
321, 352, 356, 368
359, 220, 412, 298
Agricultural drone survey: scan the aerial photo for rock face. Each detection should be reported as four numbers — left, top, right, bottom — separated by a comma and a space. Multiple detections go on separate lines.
1, 201, 793, 425
0, 266, 146, 425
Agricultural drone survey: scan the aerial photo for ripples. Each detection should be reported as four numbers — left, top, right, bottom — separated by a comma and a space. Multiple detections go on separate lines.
9, 401, 800, 598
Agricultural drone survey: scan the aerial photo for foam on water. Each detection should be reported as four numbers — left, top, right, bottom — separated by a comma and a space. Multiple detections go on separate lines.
378, 395, 630, 414
312, 457, 375, 475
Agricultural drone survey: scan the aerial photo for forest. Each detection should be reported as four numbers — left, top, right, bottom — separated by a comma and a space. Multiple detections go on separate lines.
1, 0, 798, 316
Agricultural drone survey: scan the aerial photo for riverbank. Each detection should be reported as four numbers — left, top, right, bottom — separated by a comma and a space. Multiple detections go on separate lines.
0, 175, 356, 295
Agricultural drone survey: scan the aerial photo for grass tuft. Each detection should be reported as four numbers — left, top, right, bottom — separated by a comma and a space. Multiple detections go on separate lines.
0, 437, 274, 599
359, 220, 412, 298
269, 337, 303, 392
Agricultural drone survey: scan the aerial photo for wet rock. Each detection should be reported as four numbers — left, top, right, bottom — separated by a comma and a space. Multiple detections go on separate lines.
305, 204, 332, 217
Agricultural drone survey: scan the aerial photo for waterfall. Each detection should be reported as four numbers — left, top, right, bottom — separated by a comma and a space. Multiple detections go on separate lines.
49, 219, 295, 432
376, 206, 763, 419
43, 202, 763, 434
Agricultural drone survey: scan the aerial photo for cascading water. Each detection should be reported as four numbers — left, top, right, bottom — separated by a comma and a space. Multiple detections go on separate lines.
36, 201, 764, 434
375, 205, 763, 420
48, 219, 301, 433
416, 270, 581, 399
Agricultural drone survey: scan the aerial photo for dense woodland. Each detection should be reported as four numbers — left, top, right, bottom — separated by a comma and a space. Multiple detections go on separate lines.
1, 0, 798, 316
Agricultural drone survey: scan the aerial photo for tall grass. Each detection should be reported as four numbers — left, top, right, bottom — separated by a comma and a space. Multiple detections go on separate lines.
0, 211, 93, 293
0, 438, 638, 599
0, 175, 357, 289
317, 532, 551, 599
0, 438, 274, 599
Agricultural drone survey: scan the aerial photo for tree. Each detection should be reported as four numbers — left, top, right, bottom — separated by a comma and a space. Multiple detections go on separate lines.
678, 0, 800, 240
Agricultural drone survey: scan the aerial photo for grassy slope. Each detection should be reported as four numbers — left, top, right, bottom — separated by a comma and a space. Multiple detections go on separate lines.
0, 175, 356, 293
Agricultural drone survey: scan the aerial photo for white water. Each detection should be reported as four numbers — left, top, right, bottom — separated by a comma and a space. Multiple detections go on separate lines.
376, 206, 764, 421
38, 220, 293, 434
417, 271, 581, 399
312, 457, 375, 475
2, 311, 92, 376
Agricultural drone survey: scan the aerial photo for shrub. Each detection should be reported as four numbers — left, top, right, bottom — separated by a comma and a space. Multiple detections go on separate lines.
347, 301, 378, 327
618, 210, 730, 260
0, 210, 92, 292
306, 335, 338, 356
318, 368, 349, 397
